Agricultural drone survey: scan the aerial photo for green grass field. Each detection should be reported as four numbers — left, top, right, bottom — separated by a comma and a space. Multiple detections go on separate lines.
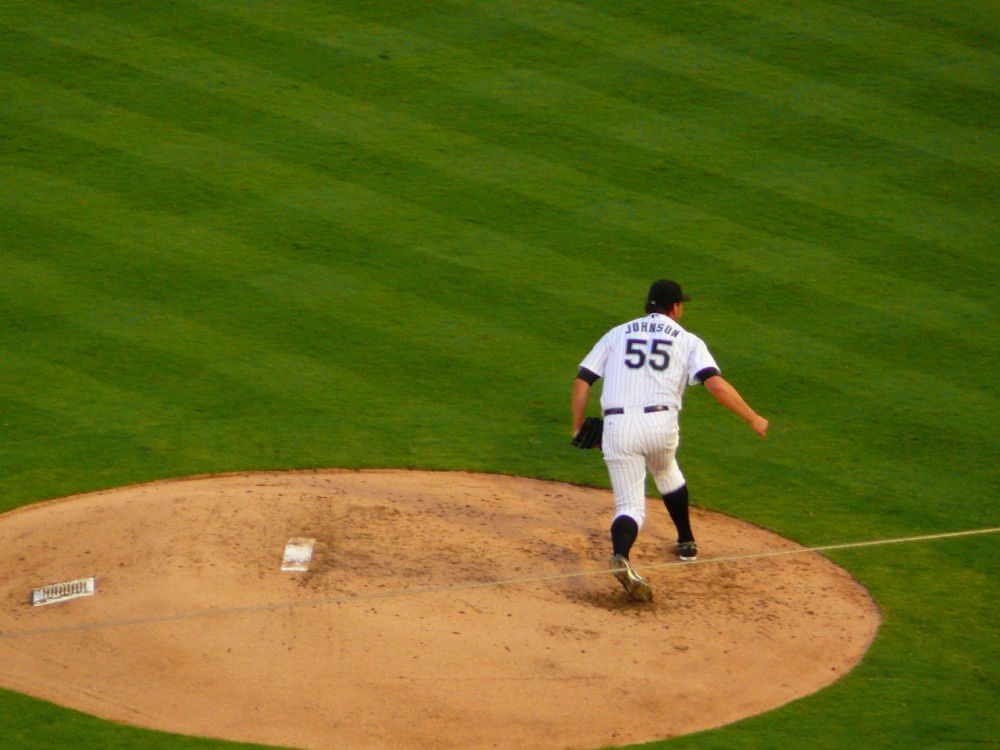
1, 0, 997, 747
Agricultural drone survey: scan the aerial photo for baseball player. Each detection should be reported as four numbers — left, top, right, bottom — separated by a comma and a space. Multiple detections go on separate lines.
571, 279, 769, 602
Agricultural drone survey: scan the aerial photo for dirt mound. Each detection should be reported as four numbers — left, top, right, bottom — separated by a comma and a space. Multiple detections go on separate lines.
0, 470, 879, 749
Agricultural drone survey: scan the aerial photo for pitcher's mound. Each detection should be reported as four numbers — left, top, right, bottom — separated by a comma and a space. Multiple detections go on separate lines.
0, 470, 878, 749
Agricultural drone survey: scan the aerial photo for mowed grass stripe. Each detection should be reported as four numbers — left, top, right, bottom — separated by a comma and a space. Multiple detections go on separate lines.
436, 0, 999, 165
11, 0, 994, 270
0, 244, 560, 503
4, 59, 986, 325
0, 162, 602, 479
2, 161, 992, 533
830, 0, 999, 52
1, 13, 992, 328
0, 72, 928, 350
3, 13, 996, 476
703, 0, 1000, 91
3, 2, 992, 472
0, 247, 381, 416
1, 260, 989, 541
0, 131, 881, 411
0, 25, 703, 281
0, 101, 623, 351
3, 13, 992, 476
410, 0, 999, 235
3, 64, 992, 412
1, 167, 989, 532
589, 0, 1000, 128
187, 0, 998, 256
395, 0, 1000, 164
0, 171, 547, 399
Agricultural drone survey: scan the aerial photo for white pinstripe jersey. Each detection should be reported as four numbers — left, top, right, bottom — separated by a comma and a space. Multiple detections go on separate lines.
579, 313, 719, 411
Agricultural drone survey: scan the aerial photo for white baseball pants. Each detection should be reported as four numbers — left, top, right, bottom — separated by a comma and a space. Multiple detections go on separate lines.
602, 408, 685, 529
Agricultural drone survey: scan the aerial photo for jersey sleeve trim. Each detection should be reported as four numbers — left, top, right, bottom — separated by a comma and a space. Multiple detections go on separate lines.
694, 366, 720, 384
576, 367, 601, 385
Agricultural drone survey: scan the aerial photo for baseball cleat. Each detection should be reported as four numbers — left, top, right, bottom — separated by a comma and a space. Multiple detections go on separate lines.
609, 554, 653, 602
675, 541, 698, 561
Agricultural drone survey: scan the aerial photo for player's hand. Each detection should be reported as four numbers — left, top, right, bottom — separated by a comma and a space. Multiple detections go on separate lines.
750, 415, 769, 438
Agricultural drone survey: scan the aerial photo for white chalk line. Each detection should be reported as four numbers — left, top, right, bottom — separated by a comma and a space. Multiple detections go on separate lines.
1, 526, 996, 641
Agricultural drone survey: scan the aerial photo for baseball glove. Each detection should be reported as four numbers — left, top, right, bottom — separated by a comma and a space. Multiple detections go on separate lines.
571, 417, 604, 449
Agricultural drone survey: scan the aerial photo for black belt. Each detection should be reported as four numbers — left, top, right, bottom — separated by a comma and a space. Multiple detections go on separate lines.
603, 405, 670, 416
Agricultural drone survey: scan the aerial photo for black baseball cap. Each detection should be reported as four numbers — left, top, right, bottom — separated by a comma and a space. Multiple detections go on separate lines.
647, 279, 691, 308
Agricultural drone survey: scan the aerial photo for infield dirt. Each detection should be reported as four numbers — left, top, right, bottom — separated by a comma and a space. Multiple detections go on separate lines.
0, 470, 879, 749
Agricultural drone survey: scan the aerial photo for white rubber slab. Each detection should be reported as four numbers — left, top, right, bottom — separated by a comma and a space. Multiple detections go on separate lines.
281, 538, 316, 572
32, 577, 96, 606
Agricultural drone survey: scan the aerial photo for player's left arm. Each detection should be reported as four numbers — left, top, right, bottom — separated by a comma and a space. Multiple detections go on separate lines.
688, 337, 769, 438
704, 375, 769, 438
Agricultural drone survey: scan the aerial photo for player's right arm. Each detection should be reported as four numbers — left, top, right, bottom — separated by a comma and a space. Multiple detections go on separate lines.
573, 330, 612, 435
571, 376, 592, 435
703, 376, 769, 438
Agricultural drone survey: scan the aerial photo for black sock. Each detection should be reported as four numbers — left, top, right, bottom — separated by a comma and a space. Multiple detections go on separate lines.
662, 485, 694, 543
610, 515, 639, 558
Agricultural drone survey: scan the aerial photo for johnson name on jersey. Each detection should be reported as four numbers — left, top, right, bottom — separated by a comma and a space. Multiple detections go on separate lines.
578, 312, 720, 411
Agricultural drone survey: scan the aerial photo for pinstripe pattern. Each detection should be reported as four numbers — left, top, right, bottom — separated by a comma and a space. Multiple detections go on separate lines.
602, 409, 683, 528
580, 312, 716, 527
